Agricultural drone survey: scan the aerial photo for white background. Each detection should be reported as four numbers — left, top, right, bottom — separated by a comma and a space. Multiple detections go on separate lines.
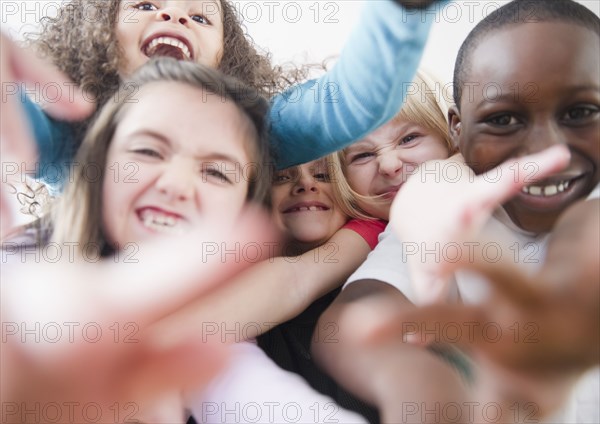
1, 0, 599, 84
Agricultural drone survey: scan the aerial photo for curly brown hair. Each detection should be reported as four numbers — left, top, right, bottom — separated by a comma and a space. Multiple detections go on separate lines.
25, 0, 302, 104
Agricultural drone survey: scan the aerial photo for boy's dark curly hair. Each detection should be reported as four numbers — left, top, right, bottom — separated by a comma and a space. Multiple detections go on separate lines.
25, 0, 301, 104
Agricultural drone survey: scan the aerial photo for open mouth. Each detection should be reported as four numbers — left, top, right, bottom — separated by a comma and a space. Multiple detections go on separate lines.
283, 205, 329, 213
142, 36, 192, 61
520, 177, 578, 197
137, 208, 185, 235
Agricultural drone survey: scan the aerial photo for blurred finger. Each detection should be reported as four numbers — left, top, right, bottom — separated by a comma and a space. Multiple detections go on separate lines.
2, 33, 95, 121
477, 145, 571, 210
98, 206, 277, 326
366, 304, 486, 348
444, 259, 544, 308
122, 339, 228, 405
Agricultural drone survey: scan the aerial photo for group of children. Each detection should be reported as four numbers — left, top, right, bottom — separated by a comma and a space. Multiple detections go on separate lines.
1, 0, 598, 423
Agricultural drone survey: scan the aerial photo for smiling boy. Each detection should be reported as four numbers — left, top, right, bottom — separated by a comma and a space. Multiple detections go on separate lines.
313, 1, 599, 422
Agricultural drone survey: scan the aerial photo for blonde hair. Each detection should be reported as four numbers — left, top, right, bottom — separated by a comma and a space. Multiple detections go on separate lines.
47, 59, 271, 256
333, 69, 455, 220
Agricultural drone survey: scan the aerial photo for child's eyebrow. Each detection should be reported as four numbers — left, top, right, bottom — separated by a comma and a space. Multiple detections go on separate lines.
195, 152, 243, 165
345, 141, 374, 153
129, 129, 171, 146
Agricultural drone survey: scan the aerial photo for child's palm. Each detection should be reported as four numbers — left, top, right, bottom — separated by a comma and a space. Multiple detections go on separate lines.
390, 146, 570, 304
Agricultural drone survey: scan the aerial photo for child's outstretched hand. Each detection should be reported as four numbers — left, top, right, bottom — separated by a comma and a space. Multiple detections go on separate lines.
1, 208, 275, 423
390, 145, 570, 305
367, 257, 597, 421
0, 33, 94, 236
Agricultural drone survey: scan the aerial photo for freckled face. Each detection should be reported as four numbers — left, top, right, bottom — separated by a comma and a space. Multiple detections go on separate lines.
452, 23, 600, 233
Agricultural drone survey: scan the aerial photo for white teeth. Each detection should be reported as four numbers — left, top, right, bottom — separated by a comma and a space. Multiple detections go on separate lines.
139, 210, 182, 235
529, 186, 542, 196
145, 36, 191, 59
289, 205, 327, 212
522, 180, 572, 197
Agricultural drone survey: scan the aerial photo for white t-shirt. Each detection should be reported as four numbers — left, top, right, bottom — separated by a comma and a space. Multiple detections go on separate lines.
344, 184, 600, 423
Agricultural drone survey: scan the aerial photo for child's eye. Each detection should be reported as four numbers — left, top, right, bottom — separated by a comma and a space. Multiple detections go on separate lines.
202, 167, 232, 184
132, 148, 162, 159
486, 113, 520, 126
313, 173, 330, 182
399, 134, 419, 145
562, 105, 599, 123
132, 1, 157, 11
273, 174, 291, 184
191, 14, 211, 25
350, 152, 375, 163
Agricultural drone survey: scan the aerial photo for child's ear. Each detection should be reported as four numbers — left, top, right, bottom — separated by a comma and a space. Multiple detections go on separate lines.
448, 106, 462, 140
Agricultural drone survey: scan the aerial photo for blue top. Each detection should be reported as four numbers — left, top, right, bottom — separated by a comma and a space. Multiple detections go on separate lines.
25, 0, 446, 187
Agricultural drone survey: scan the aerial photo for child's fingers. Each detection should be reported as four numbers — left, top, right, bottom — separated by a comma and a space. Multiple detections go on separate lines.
366, 303, 486, 348
2, 33, 95, 121
120, 338, 229, 406
99, 207, 277, 326
477, 145, 571, 210
443, 259, 544, 308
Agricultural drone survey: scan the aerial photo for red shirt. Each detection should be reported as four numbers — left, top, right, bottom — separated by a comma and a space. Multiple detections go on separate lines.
343, 219, 387, 250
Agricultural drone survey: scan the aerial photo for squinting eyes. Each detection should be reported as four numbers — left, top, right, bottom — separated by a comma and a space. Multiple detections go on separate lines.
272, 172, 331, 183
202, 167, 232, 184
313, 173, 331, 182
133, 148, 163, 159
349, 152, 374, 163
273, 174, 291, 183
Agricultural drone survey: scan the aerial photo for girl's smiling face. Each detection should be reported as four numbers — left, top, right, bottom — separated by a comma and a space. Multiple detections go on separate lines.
344, 119, 451, 220
271, 159, 348, 251
451, 22, 600, 234
116, 0, 224, 77
102, 81, 255, 247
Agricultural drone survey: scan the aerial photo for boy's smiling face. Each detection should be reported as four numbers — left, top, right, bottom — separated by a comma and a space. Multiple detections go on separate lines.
451, 22, 600, 233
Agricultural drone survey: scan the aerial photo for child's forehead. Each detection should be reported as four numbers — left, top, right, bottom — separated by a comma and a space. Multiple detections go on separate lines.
467, 22, 599, 87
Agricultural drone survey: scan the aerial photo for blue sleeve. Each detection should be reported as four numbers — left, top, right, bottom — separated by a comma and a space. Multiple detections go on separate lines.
21, 92, 76, 190
269, 0, 448, 169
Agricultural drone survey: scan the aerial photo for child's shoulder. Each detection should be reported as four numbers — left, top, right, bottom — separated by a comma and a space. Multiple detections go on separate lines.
343, 219, 387, 250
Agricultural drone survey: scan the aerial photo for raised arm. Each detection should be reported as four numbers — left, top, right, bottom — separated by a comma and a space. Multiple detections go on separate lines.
270, 0, 447, 169
312, 279, 472, 424
155, 228, 372, 342
1, 33, 93, 234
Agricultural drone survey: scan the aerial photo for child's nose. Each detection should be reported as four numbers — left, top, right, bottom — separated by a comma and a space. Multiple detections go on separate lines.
155, 164, 195, 202
527, 122, 568, 155
377, 152, 403, 177
292, 176, 319, 195
159, 7, 189, 26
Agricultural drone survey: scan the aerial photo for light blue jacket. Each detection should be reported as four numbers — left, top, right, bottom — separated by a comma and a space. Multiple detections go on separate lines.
24, 1, 446, 187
